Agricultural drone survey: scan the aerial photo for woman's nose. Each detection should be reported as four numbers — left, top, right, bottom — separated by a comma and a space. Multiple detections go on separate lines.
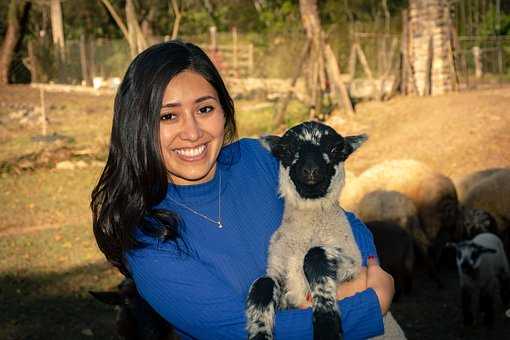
180, 114, 202, 141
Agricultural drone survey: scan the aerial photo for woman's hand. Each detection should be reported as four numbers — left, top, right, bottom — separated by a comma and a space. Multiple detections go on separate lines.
365, 257, 395, 315
299, 257, 395, 314
337, 257, 395, 315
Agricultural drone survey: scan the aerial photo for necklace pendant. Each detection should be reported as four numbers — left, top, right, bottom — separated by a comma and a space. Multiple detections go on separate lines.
218, 222, 223, 229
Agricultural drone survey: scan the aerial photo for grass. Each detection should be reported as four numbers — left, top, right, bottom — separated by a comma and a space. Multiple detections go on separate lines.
0, 85, 308, 339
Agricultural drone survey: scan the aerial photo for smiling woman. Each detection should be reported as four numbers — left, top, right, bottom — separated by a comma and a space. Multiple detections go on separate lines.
159, 71, 226, 185
91, 40, 394, 340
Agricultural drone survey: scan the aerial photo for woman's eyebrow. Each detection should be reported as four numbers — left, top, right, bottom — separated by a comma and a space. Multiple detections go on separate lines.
161, 95, 217, 108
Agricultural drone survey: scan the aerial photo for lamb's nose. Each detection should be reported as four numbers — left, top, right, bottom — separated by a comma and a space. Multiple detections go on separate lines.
301, 164, 320, 184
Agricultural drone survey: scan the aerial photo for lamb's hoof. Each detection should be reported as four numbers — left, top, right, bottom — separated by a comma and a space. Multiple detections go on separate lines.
312, 311, 342, 340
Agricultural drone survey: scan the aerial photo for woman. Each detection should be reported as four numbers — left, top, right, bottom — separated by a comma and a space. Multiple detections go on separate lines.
91, 40, 394, 339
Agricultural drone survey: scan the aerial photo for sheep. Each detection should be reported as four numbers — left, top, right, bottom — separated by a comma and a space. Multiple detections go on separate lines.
462, 170, 510, 233
89, 278, 177, 340
356, 190, 444, 287
341, 160, 459, 265
365, 220, 415, 301
462, 170, 510, 258
246, 121, 404, 340
356, 190, 428, 253
449, 233, 510, 327
453, 168, 508, 203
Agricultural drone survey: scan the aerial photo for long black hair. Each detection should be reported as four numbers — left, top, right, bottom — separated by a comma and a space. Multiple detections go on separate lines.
91, 41, 237, 275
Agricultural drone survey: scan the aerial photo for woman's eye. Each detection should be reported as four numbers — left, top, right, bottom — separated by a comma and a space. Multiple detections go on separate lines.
198, 106, 214, 114
160, 113, 176, 121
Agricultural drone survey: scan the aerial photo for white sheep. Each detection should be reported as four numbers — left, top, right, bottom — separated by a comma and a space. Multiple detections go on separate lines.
341, 160, 459, 264
246, 121, 404, 340
449, 233, 510, 326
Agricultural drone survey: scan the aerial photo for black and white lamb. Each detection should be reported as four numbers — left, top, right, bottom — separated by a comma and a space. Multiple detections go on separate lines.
246, 121, 368, 340
450, 233, 510, 327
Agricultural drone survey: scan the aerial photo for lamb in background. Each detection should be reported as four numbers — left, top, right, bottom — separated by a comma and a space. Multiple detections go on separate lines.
448, 233, 510, 327
341, 160, 459, 266
89, 278, 177, 340
246, 121, 404, 340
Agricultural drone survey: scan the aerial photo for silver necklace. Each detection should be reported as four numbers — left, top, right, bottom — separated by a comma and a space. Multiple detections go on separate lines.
168, 169, 223, 229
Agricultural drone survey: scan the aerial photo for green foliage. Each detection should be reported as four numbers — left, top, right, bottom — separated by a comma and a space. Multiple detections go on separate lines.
478, 6, 510, 36
257, 0, 300, 33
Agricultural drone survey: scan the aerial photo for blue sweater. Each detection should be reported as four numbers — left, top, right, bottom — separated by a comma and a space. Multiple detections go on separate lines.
126, 138, 384, 339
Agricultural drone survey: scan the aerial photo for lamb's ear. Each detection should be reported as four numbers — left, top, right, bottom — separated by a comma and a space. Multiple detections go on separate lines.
477, 245, 497, 255
260, 135, 281, 153
345, 134, 368, 153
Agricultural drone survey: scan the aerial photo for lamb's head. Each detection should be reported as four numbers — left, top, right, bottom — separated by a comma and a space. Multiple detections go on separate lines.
262, 121, 367, 209
449, 241, 496, 279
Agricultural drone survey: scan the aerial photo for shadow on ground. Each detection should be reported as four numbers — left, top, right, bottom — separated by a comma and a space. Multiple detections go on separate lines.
1, 260, 121, 340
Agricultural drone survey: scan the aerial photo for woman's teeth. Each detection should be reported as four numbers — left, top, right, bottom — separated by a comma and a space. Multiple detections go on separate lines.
175, 144, 206, 157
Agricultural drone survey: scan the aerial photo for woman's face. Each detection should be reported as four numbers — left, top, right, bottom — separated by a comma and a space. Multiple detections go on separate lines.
159, 70, 226, 185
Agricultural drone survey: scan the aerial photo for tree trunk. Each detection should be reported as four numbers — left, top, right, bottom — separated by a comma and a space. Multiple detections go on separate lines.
170, 0, 182, 39
299, 0, 353, 116
126, 0, 147, 55
50, 0, 65, 59
408, 0, 458, 96
0, 0, 29, 85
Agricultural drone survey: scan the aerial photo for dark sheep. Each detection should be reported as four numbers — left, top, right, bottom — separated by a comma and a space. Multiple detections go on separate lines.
366, 220, 415, 301
89, 278, 178, 340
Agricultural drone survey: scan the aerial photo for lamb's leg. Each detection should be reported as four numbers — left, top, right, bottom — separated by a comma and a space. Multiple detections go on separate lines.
498, 271, 510, 306
303, 246, 343, 340
480, 290, 494, 327
461, 286, 474, 326
246, 276, 281, 340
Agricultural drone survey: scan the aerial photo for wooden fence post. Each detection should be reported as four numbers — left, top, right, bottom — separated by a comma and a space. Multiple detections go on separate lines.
232, 26, 238, 78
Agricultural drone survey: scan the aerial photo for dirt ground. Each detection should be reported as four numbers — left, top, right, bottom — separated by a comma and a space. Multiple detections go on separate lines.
326, 86, 510, 339
1, 84, 510, 339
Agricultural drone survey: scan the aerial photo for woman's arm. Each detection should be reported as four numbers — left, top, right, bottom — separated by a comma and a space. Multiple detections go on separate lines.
126, 244, 384, 339
337, 213, 395, 315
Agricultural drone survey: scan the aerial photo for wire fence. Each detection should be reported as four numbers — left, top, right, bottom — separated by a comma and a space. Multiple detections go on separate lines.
18, 30, 510, 91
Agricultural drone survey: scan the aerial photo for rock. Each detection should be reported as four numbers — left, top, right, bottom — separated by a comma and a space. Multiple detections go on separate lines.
56, 161, 75, 170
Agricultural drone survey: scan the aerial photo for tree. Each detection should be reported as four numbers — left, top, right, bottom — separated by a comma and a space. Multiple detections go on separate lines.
299, 0, 353, 116
50, 0, 65, 59
99, 0, 148, 58
0, 0, 31, 85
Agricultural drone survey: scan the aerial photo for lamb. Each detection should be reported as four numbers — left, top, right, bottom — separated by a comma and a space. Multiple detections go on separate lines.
449, 233, 510, 326
246, 121, 403, 340
341, 160, 459, 264
89, 278, 177, 340
365, 220, 415, 301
